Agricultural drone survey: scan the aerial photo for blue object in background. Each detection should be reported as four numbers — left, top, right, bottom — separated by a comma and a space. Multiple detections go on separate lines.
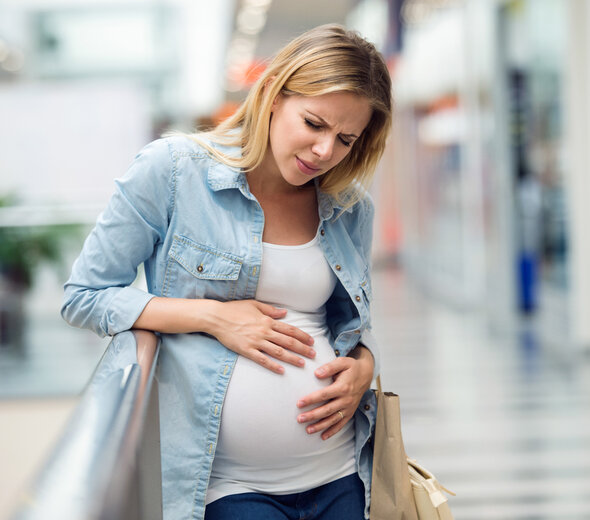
518, 251, 537, 313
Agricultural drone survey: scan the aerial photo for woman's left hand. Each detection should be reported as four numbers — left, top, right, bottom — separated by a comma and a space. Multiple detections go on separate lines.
296, 345, 374, 440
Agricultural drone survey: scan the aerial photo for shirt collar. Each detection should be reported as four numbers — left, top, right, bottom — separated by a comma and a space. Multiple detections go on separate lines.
315, 178, 354, 220
206, 141, 247, 192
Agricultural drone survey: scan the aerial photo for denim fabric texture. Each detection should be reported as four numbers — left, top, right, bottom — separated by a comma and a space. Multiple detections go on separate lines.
61, 136, 379, 520
204, 473, 366, 520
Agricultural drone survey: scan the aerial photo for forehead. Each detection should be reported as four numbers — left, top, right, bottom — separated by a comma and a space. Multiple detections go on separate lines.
293, 92, 372, 132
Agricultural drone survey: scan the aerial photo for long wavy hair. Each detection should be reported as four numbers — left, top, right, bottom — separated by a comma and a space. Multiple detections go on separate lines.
192, 24, 393, 209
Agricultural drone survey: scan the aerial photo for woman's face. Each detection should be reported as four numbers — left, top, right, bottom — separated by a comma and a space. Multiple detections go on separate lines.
265, 91, 372, 187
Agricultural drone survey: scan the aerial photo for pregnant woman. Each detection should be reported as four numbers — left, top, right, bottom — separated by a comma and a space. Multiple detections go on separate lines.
62, 24, 392, 520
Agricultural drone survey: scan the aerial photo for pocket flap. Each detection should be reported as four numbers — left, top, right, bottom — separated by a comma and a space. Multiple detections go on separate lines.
168, 235, 242, 280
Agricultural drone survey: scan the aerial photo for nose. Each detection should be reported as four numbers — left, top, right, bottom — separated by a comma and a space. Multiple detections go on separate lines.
312, 135, 335, 162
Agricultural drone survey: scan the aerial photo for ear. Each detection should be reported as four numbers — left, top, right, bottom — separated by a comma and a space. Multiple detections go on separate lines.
271, 93, 281, 111
263, 76, 280, 112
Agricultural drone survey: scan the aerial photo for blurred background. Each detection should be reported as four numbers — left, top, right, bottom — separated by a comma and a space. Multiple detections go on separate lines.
1, 0, 590, 518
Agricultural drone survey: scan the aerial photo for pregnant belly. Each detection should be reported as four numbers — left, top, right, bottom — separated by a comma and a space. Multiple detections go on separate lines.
214, 324, 343, 469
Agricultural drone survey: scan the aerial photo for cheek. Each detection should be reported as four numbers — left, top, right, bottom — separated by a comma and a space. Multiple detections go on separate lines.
333, 146, 354, 166
273, 117, 302, 150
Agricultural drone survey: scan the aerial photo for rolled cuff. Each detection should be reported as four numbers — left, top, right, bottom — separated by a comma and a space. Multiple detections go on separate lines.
100, 286, 155, 336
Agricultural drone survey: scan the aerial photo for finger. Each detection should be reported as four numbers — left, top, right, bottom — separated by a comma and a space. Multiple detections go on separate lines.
272, 321, 315, 347
303, 410, 348, 437
243, 347, 286, 375
320, 420, 347, 441
259, 340, 306, 368
255, 301, 288, 319
297, 400, 347, 424
268, 330, 316, 359
314, 357, 352, 379
297, 382, 343, 408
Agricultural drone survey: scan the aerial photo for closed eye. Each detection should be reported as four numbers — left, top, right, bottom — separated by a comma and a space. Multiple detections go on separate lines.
306, 118, 353, 147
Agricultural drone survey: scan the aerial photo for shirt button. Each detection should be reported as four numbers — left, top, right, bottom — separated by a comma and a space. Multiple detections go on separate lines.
320, 229, 325, 236
355, 295, 361, 302
364, 404, 371, 411
334, 349, 340, 356
335, 264, 342, 271
354, 329, 361, 334
197, 265, 204, 273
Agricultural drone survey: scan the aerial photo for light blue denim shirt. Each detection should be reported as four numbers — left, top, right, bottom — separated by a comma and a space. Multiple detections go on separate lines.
62, 135, 379, 520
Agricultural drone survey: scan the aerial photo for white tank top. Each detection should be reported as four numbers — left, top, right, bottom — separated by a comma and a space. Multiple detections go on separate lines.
206, 232, 356, 504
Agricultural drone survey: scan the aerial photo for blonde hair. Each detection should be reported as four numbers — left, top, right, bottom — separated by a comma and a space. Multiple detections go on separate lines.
193, 24, 393, 209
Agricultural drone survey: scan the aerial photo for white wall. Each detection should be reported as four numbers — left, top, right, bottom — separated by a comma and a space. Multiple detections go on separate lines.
0, 81, 150, 218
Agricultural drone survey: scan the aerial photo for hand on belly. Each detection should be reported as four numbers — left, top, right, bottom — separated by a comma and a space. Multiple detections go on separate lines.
216, 335, 337, 465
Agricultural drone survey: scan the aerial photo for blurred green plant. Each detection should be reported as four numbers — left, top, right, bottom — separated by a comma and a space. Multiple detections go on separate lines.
0, 196, 82, 290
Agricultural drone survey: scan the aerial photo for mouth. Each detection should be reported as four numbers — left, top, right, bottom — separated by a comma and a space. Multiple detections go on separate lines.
296, 157, 321, 176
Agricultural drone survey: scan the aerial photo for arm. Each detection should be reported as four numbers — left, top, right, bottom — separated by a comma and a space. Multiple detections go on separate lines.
61, 139, 173, 337
134, 297, 316, 374
62, 139, 314, 372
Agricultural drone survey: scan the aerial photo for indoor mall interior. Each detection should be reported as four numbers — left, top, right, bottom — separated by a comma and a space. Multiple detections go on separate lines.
1, 1, 589, 518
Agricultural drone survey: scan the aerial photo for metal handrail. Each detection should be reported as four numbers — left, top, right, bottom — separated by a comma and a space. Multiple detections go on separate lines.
12, 330, 162, 520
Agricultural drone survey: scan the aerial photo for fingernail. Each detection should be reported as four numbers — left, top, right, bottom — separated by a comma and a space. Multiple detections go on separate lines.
297, 414, 306, 423
309, 349, 316, 358
298, 358, 305, 367
316, 367, 325, 376
297, 400, 305, 408
307, 426, 315, 434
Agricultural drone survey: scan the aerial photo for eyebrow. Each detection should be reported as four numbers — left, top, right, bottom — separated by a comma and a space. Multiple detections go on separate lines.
306, 111, 360, 139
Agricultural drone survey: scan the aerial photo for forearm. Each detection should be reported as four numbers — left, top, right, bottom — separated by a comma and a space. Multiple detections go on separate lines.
133, 297, 315, 374
133, 296, 222, 334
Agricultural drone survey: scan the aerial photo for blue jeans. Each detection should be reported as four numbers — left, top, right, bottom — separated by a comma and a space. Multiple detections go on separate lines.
204, 473, 366, 520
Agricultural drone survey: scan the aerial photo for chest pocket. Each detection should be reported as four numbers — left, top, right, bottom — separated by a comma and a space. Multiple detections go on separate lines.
163, 234, 243, 300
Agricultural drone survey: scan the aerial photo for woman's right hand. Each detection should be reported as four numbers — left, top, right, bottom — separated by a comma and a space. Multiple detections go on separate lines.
205, 300, 316, 374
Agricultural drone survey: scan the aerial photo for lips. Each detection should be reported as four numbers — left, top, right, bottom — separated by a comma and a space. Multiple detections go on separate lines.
296, 157, 321, 176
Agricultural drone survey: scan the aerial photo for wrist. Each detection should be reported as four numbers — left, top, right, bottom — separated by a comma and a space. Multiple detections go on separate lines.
197, 299, 224, 337
349, 343, 375, 380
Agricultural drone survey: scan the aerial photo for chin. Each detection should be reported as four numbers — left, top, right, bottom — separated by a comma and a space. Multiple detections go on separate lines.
282, 171, 312, 187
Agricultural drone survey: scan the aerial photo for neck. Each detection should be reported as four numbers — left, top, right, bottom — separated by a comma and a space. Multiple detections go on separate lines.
247, 150, 310, 197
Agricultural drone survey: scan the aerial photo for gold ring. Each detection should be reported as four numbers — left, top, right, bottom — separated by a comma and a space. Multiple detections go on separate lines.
337, 410, 344, 420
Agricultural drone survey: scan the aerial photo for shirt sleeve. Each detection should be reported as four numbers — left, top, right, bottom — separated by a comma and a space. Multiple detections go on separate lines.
61, 138, 174, 337
357, 194, 381, 378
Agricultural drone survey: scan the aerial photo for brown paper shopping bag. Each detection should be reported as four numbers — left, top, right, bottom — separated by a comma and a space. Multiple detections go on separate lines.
369, 376, 418, 520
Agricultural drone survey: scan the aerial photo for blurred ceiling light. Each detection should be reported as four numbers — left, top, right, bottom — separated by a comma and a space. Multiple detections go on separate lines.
225, 35, 256, 89
243, 0, 272, 8
228, 36, 257, 61
237, 5, 268, 35
2, 49, 25, 72
402, 0, 462, 26
225, 0, 272, 92
402, 1, 431, 25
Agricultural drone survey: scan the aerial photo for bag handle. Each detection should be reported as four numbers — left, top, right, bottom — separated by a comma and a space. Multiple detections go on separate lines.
408, 458, 455, 497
